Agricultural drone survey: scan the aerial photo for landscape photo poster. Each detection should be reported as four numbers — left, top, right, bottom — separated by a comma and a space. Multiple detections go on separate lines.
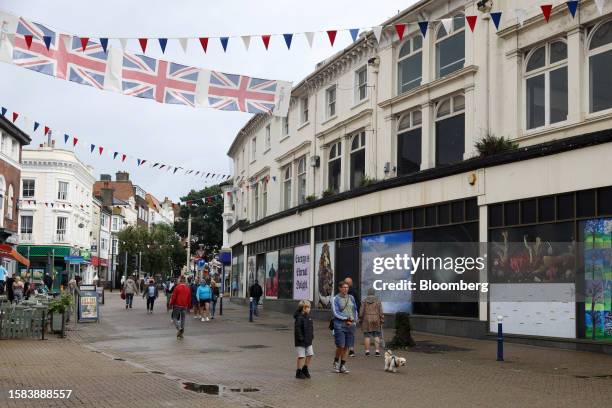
584, 218, 612, 341
293, 245, 310, 300
265, 251, 279, 299
314, 242, 335, 309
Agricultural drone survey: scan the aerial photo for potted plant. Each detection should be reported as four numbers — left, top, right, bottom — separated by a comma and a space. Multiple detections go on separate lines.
474, 134, 518, 157
322, 188, 335, 198
360, 177, 377, 187
48, 294, 73, 337
305, 195, 316, 203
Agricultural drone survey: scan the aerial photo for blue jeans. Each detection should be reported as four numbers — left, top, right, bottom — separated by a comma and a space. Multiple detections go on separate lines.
333, 319, 355, 348
211, 298, 217, 317
173, 306, 186, 330
125, 293, 134, 308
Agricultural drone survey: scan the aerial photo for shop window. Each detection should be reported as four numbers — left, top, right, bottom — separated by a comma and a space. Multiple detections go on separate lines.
435, 95, 465, 166
451, 201, 465, 223
402, 210, 413, 229
525, 40, 568, 130
350, 132, 365, 189
414, 208, 425, 227
538, 196, 555, 222
297, 156, 307, 205
397, 110, 422, 175
435, 15, 465, 78
597, 187, 612, 215
426, 206, 437, 226
504, 202, 520, 226
398, 36, 422, 94
557, 193, 574, 220
438, 204, 450, 225
328, 140, 342, 193
466, 199, 478, 221
489, 204, 503, 228
588, 20, 612, 113
521, 199, 537, 224
577, 190, 596, 218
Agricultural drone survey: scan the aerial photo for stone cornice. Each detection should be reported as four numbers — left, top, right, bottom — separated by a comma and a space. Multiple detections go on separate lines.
315, 109, 373, 140
274, 141, 312, 164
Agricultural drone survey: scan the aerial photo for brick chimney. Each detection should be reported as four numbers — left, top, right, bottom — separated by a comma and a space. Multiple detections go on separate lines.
100, 174, 112, 181
101, 188, 114, 207
116, 171, 130, 182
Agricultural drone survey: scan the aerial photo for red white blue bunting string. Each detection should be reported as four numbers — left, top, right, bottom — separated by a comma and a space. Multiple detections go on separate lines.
183, 194, 223, 206
1, 105, 232, 181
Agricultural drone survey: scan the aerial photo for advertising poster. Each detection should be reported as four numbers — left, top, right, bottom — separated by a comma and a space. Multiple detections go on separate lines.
293, 245, 310, 300
256, 254, 266, 289
584, 218, 612, 341
265, 251, 279, 299
247, 255, 256, 291
314, 242, 334, 309
78, 290, 99, 321
361, 231, 413, 314
278, 248, 294, 299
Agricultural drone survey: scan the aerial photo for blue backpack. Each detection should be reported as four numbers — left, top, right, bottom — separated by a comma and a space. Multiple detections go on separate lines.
198, 284, 212, 300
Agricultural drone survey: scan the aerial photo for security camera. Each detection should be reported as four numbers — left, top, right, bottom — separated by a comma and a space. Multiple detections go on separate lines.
477, 0, 492, 13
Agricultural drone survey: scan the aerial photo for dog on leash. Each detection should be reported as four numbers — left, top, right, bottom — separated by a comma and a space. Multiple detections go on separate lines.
384, 350, 406, 373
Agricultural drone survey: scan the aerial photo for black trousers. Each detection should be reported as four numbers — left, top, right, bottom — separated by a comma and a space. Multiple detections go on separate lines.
146, 296, 155, 311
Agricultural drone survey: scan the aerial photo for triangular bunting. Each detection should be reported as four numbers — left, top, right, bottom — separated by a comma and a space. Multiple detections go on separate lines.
90, 144, 95, 153
199, 37, 209, 52
137, 159, 141, 166
173, 167, 179, 174
73, 137, 78, 146
283, 33, 293, 49
63, 134, 69, 144
122, 154, 127, 162
80, 37, 89, 52
24, 34, 33, 49
466, 16, 477, 32
1, 107, 6, 116
418, 21, 429, 37
441, 18, 453, 35
567, 1, 578, 18
43, 36, 52, 50
372, 26, 383, 43
349, 28, 359, 42
100, 38, 108, 53
33, 122, 39, 132
98, 146, 104, 155
158, 38, 167, 53
541, 5, 553, 22
241, 35, 251, 50
141, 160, 146, 165
220, 37, 229, 52
490, 12, 502, 30
261, 34, 271, 50
113, 152, 119, 160
178, 38, 189, 52
395, 24, 406, 41
304, 32, 315, 48
119, 38, 128, 50
595, 0, 605, 15
44, 126, 49, 135
327, 30, 337, 46
138, 38, 148, 52
11, 112, 18, 122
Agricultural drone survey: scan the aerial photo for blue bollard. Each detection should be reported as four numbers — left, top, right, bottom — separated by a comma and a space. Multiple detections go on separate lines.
497, 315, 504, 361
248, 298, 252, 320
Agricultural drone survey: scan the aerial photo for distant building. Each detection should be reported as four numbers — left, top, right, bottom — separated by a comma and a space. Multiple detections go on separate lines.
91, 198, 111, 285
0, 115, 30, 275
146, 193, 175, 227
18, 142, 95, 286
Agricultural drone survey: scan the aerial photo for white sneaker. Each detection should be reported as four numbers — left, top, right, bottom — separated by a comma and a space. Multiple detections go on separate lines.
206, 317, 210, 322
193, 315, 200, 319
201, 317, 205, 322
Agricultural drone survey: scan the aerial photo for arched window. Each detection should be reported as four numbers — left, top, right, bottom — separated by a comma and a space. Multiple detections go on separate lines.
253, 182, 259, 221
350, 132, 366, 189
397, 110, 422, 175
262, 179, 267, 217
328, 140, 342, 193
589, 20, 612, 113
297, 157, 307, 205
525, 40, 568, 130
436, 15, 465, 78
435, 95, 465, 166
283, 165, 292, 210
398, 35, 422, 94
6, 184, 13, 220
0, 175, 5, 228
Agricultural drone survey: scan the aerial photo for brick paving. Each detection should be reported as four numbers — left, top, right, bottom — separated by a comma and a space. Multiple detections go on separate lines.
2, 292, 612, 407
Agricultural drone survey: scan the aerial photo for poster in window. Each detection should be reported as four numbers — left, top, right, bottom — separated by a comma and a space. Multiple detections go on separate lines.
293, 245, 310, 300
361, 231, 413, 314
278, 248, 294, 299
265, 251, 279, 299
314, 242, 334, 309
256, 254, 266, 291
247, 256, 256, 293
583, 218, 612, 341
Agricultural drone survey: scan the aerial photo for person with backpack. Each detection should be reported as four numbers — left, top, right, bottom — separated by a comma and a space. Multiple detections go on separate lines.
331, 281, 358, 374
210, 279, 220, 319
142, 278, 159, 314
196, 279, 212, 322
294, 300, 314, 379
359, 288, 384, 356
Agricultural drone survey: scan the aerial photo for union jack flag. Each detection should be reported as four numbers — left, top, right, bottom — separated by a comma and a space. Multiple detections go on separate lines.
208, 72, 277, 114
122, 53, 198, 106
13, 18, 107, 89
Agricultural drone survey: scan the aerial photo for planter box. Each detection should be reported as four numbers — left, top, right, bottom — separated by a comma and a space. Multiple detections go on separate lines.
50, 312, 65, 335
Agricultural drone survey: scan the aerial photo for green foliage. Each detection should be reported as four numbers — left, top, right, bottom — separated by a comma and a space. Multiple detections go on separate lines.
305, 195, 316, 203
48, 294, 73, 314
118, 223, 184, 276
475, 134, 518, 157
322, 188, 335, 198
360, 176, 377, 187
174, 185, 224, 258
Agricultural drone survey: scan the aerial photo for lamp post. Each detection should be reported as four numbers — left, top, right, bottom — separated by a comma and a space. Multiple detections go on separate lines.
496, 314, 504, 361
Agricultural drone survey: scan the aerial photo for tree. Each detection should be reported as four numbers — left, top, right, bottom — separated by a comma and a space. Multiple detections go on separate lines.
174, 185, 224, 259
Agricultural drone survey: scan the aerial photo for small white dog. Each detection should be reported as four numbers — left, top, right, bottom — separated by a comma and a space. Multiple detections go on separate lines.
384, 350, 406, 373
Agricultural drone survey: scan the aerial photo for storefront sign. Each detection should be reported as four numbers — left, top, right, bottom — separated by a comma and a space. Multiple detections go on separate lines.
293, 245, 310, 300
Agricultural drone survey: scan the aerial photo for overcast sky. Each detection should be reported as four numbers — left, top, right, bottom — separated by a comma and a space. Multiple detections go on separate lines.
1, 0, 415, 202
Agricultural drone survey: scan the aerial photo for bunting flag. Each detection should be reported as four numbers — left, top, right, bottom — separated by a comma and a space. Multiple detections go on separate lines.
220, 37, 229, 52
541, 5, 553, 22
98, 146, 103, 155
490, 12, 503, 30
199, 37, 209, 52
33, 121, 39, 131
158, 38, 168, 53
595, 0, 605, 15
0, 107, 6, 116
119, 38, 128, 50
372, 26, 383, 43
466, 16, 477, 32
349, 28, 359, 42
113, 152, 119, 160
241, 35, 251, 50
12, 112, 18, 122
283, 33, 293, 49
327, 30, 337, 46
261, 34, 271, 50
73, 137, 78, 146
80, 37, 89, 51
418, 21, 429, 37
178, 38, 189, 52
44, 125, 50, 135
100, 38, 108, 53
64, 134, 69, 143
395, 24, 406, 41
440, 18, 453, 35
567, 1, 579, 18
90, 144, 95, 153
304, 32, 315, 48
138, 38, 148, 52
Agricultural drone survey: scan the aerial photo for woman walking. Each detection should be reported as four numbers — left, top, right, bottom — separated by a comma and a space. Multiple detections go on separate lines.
359, 288, 384, 356
123, 275, 139, 310
190, 277, 201, 319
210, 279, 220, 319
196, 279, 212, 322
12, 276, 24, 303
142, 279, 159, 314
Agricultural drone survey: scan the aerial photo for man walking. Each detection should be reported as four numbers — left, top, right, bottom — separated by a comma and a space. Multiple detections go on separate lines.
169, 275, 191, 339
344, 277, 360, 357
331, 281, 358, 374
123, 275, 139, 310
249, 280, 263, 317
142, 279, 159, 314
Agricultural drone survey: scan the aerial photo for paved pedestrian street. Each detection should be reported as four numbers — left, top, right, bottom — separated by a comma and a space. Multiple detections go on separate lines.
2, 293, 612, 408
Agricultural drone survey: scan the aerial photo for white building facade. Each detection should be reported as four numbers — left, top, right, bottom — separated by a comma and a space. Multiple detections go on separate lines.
225, 0, 612, 348
18, 144, 95, 285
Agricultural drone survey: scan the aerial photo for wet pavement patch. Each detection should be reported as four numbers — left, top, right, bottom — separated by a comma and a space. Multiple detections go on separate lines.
574, 374, 612, 379
238, 344, 269, 349
407, 341, 472, 354
183, 382, 220, 395
150, 371, 165, 375
113, 357, 126, 361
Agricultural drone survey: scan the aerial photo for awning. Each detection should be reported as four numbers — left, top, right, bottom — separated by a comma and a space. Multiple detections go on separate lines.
91, 256, 108, 267
0, 244, 30, 267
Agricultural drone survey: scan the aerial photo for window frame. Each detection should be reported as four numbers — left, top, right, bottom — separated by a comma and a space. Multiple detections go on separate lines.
435, 14, 466, 79
327, 140, 342, 193
56, 216, 68, 242
300, 96, 309, 124
354, 65, 368, 103
253, 182, 259, 221
251, 136, 257, 162
57, 180, 69, 201
265, 124, 271, 150
396, 110, 423, 175
22, 179, 35, 198
587, 19, 612, 114
20, 214, 33, 238
283, 165, 292, 210
297, 156, 307, 205
281, 116, 289, 137
349, 131, 366, 189
262, 180, 268, 217
326, 85, 337, 118
434, 94, 466, 166
397, 35, 423, 94
523, 39, 569, 131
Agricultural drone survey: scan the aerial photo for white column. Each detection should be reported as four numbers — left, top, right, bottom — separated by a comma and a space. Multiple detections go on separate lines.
309, 228, 315, 302
478, 201, 488, 322
464, 85, 476, 160
566, 26, 584, 124
420, 101, 435, 170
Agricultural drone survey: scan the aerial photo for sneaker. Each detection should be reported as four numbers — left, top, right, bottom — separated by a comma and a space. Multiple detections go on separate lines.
333, 361, 340, 373
206, 317, 210, 322
210, 316, 214, 320
201, 317, 205, 322
177, 329, 184, 339
348, 350, 355, 357
301, 366, 311, 379
193, 315, 200, 319
365, 351, 370, 357
295, 369, 306, 379
339, 365, 349, 374
375, 351, 381, 357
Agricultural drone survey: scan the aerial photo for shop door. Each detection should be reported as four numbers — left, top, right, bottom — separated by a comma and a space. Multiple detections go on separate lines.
335, 238, 360, 302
